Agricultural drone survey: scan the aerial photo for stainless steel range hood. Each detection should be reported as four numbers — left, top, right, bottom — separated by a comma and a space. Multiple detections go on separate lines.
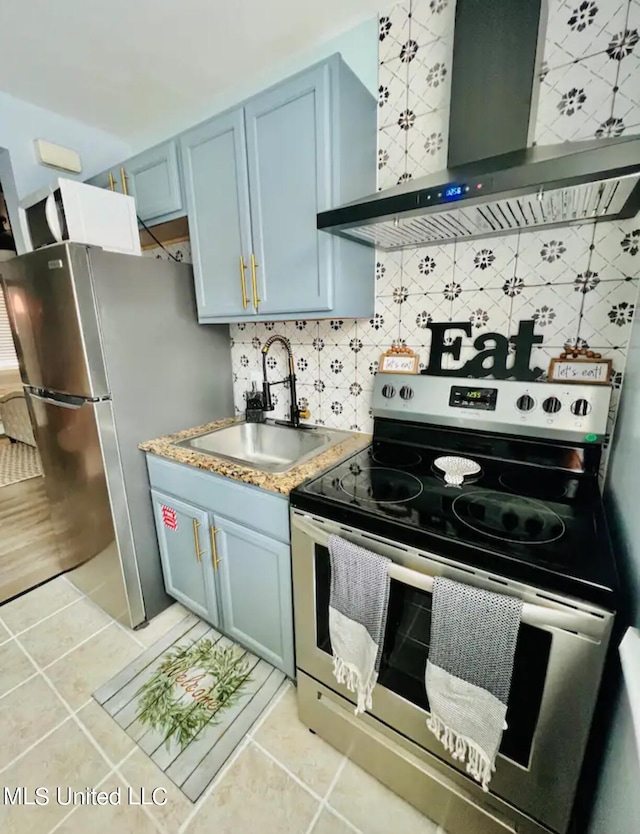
318, 0, 640, 250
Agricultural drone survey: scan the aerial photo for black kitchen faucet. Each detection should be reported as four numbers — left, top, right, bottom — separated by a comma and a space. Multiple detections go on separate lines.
261, 335, 308, 428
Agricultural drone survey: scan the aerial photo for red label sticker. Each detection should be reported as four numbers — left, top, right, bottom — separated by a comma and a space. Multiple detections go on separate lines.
162, 506, 178, 531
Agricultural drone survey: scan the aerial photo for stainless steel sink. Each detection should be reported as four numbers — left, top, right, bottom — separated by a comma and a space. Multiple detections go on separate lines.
174, 421, 351, 473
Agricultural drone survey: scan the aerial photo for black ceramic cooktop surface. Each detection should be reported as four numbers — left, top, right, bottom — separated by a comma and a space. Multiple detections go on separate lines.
291, 441, 618, 608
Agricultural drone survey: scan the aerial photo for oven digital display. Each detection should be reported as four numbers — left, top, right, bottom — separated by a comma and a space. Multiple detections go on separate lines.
449, 386, 498, 411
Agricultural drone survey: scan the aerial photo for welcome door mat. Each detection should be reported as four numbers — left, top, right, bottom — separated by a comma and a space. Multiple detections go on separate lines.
94, 614, 285, 802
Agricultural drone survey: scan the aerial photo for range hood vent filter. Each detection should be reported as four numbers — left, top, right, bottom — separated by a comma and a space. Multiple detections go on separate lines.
331, 174, 640, 251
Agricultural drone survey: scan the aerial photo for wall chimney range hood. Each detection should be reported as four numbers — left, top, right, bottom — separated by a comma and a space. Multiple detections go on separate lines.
318, 0, 640, 251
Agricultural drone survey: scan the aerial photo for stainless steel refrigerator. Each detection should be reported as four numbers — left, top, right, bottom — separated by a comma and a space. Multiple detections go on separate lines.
1, 243, 234, 627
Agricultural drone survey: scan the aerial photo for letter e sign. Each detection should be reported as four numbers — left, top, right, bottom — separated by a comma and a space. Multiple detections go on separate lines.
162, 506, 178, 531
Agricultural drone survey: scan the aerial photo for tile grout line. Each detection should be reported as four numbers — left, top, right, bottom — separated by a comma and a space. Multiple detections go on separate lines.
8, 633, 169, 834
59, 574, 148, 649
250, 737, 327, 804
0, 594, 84, 638
0, 669, 39, 702
303, 754, 366, 834
251, 736, 364, 834
176, 736, 253, 834
246, 679, 292, 739
100, 681, 293, 834
110, 751, 173, 834
0, 713, 73, 775
320, 758, 366, 834
30, 619, 115, 672
45, 765, 120, 834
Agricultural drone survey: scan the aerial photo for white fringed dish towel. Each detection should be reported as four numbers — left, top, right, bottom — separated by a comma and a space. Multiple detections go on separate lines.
425, 577, 522, 790
328, 535, 390, 715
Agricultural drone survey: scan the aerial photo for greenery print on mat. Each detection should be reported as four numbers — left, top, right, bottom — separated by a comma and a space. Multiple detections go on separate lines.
135, 637, 251, 751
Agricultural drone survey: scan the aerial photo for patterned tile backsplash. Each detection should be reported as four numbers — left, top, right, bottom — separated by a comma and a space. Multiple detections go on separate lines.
150, 1, 640, 471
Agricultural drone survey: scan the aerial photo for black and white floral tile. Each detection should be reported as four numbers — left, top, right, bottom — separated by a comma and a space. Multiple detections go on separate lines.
223, 1, 640, 466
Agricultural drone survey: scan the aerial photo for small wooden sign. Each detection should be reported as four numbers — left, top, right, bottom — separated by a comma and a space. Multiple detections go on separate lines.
379, 347, 419, 374
549, 353, 612, 385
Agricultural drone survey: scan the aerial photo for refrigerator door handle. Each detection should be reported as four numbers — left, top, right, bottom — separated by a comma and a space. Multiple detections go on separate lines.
28, 391, 85, 410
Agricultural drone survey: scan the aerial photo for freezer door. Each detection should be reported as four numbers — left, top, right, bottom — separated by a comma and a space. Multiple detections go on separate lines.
1, 245, 108, 397
27, 389, 132, 624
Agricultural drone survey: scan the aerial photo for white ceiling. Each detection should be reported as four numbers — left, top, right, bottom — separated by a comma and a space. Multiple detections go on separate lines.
0, 0, 382, 139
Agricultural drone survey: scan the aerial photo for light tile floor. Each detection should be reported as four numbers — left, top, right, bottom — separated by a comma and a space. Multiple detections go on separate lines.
0, 575, 441, 834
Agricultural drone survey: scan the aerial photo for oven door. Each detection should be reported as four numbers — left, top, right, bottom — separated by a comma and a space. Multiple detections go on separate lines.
291, 510, 613, 834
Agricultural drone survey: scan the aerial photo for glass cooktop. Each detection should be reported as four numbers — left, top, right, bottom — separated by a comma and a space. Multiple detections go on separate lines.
291, 441, 618, 607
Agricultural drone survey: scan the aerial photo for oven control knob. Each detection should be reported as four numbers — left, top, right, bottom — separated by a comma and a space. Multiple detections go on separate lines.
399, 385, 414, 401
571, 398, 592, 416
516, 394, 535, 412
542, 396, 562, 414
381, 384, 396, 399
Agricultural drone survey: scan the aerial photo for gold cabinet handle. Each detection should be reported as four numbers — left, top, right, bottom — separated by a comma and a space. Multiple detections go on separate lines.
120, 166, 128, 196
192, 519, 204, 563
239, 256, 249, 310
108, 172, 116, 191
210, 526, 221, 570
250, 253, 260, 311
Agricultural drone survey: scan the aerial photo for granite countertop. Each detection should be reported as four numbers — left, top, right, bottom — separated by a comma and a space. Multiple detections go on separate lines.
139, 417, 371, 495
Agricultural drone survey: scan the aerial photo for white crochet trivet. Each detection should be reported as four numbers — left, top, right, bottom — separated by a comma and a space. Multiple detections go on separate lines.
434, 455, 481, 487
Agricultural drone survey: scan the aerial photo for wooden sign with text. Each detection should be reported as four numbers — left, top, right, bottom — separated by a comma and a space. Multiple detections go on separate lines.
379, 347, 419, 374
549, 358, 611, 384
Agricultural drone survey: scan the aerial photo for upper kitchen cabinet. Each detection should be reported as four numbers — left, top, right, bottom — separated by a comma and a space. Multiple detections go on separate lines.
87, 139, 185, 225
180, 54, 376, 324
242, 63, 332, 316
122, 141, 184, 223
180, 110, 253, 320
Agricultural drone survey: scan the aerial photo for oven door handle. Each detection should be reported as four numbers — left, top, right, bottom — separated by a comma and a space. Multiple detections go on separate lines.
292, 514, 607, 641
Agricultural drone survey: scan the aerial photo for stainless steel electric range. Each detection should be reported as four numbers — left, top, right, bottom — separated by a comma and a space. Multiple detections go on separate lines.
290, 374, 618, 834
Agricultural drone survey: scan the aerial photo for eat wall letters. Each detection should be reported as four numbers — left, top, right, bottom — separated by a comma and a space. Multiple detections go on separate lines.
424, 319, 544, 381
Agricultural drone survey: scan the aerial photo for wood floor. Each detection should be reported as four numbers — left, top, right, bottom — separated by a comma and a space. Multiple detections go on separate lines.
0, 472, 62, 604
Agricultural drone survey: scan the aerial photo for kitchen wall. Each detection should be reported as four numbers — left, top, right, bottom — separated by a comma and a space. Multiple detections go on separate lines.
587, 306, 640, 832
0, 90, 131, 251
226, 0, 640, 464
131, 17, 379, 153
0, 91, 131, 199
608, 305, 640, 625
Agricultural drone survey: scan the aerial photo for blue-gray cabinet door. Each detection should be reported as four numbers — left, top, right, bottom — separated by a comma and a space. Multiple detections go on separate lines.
124, 141, 183, 222
87, 170, 121, 192
151, 490, 219, 626
244, 63, 333, 316
180, 110, 253, 320
213, 514, 294, 677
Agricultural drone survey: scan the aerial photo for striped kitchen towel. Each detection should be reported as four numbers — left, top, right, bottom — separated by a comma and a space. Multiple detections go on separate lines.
425, 577, 522, 790
328, 535, 391, 715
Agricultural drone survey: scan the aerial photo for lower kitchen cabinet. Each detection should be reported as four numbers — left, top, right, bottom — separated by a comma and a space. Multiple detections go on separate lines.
147, 456, 294, 677
214, 515, 294, 674
150, 490, 220, 625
